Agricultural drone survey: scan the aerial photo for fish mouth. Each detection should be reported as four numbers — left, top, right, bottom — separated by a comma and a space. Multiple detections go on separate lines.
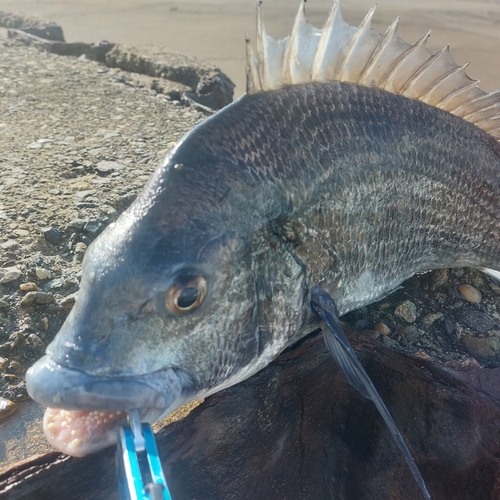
26, 355, 191, 457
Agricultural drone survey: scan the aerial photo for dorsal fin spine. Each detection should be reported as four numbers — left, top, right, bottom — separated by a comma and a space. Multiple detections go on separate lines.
246, 1, 500, 140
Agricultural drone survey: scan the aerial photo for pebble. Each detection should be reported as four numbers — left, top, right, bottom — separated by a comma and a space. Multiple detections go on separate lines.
1, 240, 20, 250
12, 229, 29, 237
20, 282, 38, 292
0, 299, 9, 309
96, 160, 125, 175
42, 227, 62, 245
75, 189, 96, 199
458, 284, 482, 303
20, 291, 56, 306
70, 180, 93, 191
35, 267, 52, 280
27, 334, 45, 351
0, 267, 22, 284
394, 300, 417, 323
373, 322, 391, 336
0, 397, 17, 421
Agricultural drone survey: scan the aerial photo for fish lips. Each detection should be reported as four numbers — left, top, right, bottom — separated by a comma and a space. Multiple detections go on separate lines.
26, 355, 190, 413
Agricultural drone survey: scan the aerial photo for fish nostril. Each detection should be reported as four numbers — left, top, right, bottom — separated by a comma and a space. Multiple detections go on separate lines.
128, 299, 156, 321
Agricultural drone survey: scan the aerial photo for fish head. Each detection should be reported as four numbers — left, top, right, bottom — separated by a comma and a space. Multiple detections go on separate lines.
26, 133, 308, 456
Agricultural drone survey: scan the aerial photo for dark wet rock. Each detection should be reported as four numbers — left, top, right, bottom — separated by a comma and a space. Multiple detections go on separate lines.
0, 300, 8, 309
463, 336, 497, 360
42, 227, 62, 245
456, 309, 495, 334
394, 300, 417, 323
20, 291, 55, 307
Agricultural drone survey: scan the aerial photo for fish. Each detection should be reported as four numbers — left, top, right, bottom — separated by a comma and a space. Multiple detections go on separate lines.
26, 0, 500, 494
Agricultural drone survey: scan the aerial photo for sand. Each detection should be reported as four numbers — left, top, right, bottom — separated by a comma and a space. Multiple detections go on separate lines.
0, 0, 498, 96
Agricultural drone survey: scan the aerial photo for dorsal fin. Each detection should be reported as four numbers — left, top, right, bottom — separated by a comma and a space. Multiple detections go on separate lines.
246, 1, 500, 141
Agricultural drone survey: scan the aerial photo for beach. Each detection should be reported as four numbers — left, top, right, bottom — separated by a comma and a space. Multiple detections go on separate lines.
0, 0, 498, 96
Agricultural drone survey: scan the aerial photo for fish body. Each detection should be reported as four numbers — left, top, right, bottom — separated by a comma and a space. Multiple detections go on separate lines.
26, 2, 500, 458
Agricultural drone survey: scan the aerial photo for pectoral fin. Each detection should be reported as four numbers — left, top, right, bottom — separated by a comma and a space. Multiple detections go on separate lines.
310, 286, 431, 500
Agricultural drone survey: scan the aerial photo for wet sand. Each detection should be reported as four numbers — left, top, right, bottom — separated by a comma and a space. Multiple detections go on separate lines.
0, 0, 499, 96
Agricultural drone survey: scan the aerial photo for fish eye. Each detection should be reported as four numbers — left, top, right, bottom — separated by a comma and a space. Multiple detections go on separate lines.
165, 274, 207, 315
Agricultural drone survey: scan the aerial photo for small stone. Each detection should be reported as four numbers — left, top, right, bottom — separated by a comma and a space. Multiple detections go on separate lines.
35, 267, 52, 280
27, 141, 42, 149
12, 229, 29, 237
27, 333, 45, 351
74, 242, 87, 262
101, 205, 117, 216
0, 266, 22, 284
61, 292, 78, 307
0, 397, 17, 420
394, 300, 417, 323
20, 291, 56, 306
1, 240, 20, 250
0, 299, 9, 309
458, 284, 482, 304
9, 332, 24, 351
75, 190, 96, 199
68, 218, 86, 231
373, 322, 391, 336
20, 282, 38, 292
42, 227, 62, 245
96, 160, 125, 175
8, 360, 23, 375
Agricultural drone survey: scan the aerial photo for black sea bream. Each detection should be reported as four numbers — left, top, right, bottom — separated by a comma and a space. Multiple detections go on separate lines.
26, 0, 500, 484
